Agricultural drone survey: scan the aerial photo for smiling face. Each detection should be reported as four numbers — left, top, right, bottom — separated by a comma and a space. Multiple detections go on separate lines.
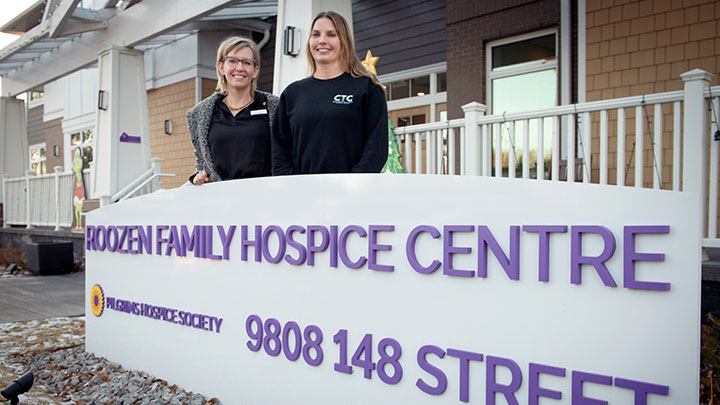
217, 45, 258, 93
309, 17, 341, 67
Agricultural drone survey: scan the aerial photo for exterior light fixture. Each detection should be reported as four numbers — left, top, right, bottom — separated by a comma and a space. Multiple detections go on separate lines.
283, 26, 300, 56
97, 90, 108, 110
164, 120, 172, 135
53, 145, 60, 157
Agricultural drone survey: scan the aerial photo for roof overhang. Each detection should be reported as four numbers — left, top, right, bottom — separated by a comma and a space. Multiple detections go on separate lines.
0, 0, 277, 97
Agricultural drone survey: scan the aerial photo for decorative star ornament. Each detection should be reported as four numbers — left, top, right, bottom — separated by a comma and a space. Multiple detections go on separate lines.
361, 50, 379, 76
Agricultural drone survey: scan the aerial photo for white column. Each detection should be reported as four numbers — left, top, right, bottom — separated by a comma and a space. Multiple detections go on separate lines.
0, 95, 28, 198
92, 46, 151, 198
1, 174, 8, 227
54, 165, 63, 230
273, 0, 353, 94
681, 69, 713, 238
462, 102, 487, 176
150, 157, 162, 191
25, 169, 33, 228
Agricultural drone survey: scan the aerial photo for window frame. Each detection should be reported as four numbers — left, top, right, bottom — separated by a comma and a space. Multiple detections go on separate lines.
486, 28, 559, 115
29, 142, 47, 175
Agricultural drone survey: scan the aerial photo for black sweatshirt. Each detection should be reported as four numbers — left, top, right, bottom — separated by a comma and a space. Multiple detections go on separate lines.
271, 73, 388, 174
208, 93, 271, 179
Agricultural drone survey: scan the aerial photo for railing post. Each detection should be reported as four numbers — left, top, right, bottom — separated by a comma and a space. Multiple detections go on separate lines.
1, 174, 7, 228
150, 157, 162, 192
462, 102, 487, 176
54, 166, 63, 231
681, 69, 713, 239
25, 170, 33, 228
99, 194, 111, 207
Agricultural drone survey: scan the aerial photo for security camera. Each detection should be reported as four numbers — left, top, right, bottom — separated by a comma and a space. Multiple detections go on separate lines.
1, 372, 34, 405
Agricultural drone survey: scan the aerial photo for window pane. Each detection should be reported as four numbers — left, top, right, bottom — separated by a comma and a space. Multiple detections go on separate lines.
71, 132, 81, 145
396, 116, 411, 127
31, 162, 39, 175
390, 80, 409, 100
492, 34, 555, 70
491, 69, 556, 178
83, 129, 93, 143
41, 161, 47, 174
411, 114, 426, 125
31, 148, 40, 160
40, 147, 46, 158
83, 146, 94, 169
437, 72, 447, 92
411, 76, 430, 97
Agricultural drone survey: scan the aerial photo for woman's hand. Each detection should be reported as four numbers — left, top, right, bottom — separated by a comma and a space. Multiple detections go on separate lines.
193, 170, 210, 185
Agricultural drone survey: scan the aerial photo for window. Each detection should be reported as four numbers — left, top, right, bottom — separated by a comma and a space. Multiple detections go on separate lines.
387, 74, 433, 100
29, 91, 44, 101
70, 129, 94, 169
29, 143, 47, 175
487, 30, 558, 178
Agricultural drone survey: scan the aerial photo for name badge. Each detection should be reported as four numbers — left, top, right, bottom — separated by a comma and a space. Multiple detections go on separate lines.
250, 109, 268, 116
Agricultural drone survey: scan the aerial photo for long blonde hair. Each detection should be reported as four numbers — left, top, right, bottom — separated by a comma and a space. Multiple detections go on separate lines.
215, 36, 261, 96
305, 11, 386, 95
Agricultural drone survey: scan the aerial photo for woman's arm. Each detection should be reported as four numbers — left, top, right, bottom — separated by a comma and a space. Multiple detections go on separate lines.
350, 83, 389, 173
271, 93, 299, 175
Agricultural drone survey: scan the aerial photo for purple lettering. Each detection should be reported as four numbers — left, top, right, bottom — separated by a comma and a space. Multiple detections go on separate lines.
156, 225, 169, 255
446, 348, 484, 403
339, 225, 367, 269
623, 226, 670, 291
572, 371, 612, 405
106, 226, 119, 252
206, 226, 222, 260
137, 225, 151, 254
180, 225, 201, 258
116, 226, 128, 253
477, 225, 520, 280
416, 345, 447, 396
614, 377, 669, 404
486, 356, 522, 405
166, 226, 181, 256
443, 225, 475, 277
523, 225, 568, 282
241, 225, 262, 262
307, 225, 329, 266
86, 225, 95, 250
285, 225, 307, 265
529, 362, 565, 404
218, 225, 236, 260
262, 225, 286, 263
329, 225, 339, 268
369, 225, 394, 272
570, 226, 617, 287
406, 225, 441, 274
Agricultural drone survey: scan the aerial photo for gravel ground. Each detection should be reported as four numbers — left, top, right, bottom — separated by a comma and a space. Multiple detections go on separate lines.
0, 317, 221, 404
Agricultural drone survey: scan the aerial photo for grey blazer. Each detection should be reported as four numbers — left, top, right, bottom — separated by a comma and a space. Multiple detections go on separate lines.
187, 90, 279, 183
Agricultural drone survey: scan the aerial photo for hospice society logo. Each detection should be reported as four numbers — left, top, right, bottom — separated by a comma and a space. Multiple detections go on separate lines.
90, 284, 105, 317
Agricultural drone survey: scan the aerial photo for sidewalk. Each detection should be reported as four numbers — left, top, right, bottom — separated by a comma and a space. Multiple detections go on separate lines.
0, 273, 84, 322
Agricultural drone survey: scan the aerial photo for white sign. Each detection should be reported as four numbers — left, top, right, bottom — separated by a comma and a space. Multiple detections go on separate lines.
85, 174, 700, 404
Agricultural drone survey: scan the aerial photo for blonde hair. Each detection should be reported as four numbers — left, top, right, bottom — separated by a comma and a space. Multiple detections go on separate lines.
215, 36, 261, 96
305, 11, 386, 95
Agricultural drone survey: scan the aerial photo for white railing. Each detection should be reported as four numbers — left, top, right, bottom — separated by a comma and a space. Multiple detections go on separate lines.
393, 69, 719, 247
2, 158, 171, 229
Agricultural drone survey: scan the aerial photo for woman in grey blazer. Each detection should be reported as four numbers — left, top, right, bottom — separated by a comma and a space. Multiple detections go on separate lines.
188, 36, 279, 185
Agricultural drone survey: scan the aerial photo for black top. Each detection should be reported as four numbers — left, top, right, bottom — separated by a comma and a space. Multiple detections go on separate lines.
271, 73, 388, 174
208, 92, 271, 179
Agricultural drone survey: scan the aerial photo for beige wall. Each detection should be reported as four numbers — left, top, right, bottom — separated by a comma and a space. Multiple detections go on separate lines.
585, 0, 720, 188
147, 79, 197, 189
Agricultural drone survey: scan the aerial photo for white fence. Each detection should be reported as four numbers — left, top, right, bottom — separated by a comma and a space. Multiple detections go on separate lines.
2, 158, 172, 229
394, 69, 720, 247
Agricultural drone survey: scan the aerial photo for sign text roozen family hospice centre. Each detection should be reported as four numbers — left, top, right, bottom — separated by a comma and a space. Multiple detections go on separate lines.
85, 174, 700, 404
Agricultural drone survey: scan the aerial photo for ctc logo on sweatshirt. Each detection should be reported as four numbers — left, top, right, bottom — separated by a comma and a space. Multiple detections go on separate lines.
333, 94, 354, 105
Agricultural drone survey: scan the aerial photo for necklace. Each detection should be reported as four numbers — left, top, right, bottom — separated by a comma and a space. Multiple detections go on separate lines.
224, 96, 253, 113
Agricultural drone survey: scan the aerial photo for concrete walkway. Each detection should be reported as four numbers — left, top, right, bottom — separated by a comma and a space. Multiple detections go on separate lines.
0, 273, 84, 322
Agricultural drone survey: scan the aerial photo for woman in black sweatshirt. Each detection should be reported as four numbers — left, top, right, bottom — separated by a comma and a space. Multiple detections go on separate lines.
271, 11, 388, 175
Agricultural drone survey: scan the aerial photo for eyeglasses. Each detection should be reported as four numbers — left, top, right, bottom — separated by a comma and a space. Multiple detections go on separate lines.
224, 57, 255, 68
